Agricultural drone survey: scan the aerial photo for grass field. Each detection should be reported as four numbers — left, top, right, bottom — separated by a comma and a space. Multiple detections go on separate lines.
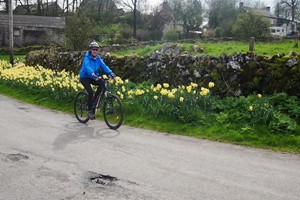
1, 39, 299, 59
111, 39, 300, 57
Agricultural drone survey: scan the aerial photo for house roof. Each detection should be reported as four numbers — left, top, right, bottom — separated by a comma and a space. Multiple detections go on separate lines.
14, 2, 63, 16
239, 3, 277, 19
249, 8, 277, 18
0, 14, 65, 29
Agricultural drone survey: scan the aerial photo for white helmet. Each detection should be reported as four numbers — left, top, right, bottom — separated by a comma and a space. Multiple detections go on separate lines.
89, 41, 100, 49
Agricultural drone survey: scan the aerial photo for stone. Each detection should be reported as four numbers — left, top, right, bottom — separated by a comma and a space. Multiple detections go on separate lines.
288, 51, 297, 57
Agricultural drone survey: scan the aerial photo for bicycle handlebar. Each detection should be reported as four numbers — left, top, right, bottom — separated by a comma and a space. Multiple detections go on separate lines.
96, 74, 116, 81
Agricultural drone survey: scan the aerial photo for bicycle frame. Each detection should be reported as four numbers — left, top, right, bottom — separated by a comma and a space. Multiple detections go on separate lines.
93, 78, 110, 111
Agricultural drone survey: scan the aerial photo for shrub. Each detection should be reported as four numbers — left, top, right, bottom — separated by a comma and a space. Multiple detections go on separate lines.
269, 112, 297, 133
163, 28, 180, 41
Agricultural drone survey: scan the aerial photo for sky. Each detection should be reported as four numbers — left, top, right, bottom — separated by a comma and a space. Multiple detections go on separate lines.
148, 0, 276, 12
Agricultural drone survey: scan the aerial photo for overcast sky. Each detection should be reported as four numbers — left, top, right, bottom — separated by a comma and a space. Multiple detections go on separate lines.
148, 0, 276, 11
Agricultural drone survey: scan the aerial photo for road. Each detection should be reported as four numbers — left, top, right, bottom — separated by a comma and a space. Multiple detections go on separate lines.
0, 94, 299, 200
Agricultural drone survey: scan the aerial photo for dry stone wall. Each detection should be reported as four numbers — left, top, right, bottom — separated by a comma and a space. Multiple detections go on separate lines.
25, 44, 300, 98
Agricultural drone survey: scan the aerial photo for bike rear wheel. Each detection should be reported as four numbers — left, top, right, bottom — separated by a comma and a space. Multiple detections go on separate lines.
74, 91, 90, 123
103, 94, 123, 130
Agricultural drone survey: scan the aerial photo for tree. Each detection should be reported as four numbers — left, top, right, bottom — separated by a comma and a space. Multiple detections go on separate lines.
277, 0, 300, 21
274, 2, 289, 18
232, 11, 271, 40
207, 0, 238, 37
80, 0, 120, 25
274, 0, 300, 22
146, 1, 175, 40
169, 0, 203, 38
120, 0, 139, 38
65, 8, 96, 50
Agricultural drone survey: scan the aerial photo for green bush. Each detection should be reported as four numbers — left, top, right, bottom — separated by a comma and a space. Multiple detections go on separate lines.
269, 112, 297, 133
269, 93, 300, 119
163, 28, 180, 41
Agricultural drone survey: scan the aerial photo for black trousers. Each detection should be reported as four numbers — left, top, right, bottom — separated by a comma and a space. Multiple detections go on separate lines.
80, 78, 105, 111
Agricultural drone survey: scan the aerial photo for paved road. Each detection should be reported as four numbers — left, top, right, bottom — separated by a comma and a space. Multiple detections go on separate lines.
0, 94, 299, 200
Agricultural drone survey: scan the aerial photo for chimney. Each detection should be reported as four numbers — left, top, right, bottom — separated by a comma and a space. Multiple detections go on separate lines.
239, 2, 244, 8
265, 7, 271, 12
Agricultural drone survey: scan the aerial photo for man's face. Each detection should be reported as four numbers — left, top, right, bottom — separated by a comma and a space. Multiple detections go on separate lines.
91, 48, 99, 57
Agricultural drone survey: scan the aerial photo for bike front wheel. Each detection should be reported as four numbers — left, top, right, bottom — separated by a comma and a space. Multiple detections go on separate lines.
103, 94, 123, 130
74, 91, 90, 123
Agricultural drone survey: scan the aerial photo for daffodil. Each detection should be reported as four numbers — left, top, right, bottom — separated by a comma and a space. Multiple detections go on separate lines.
208, 82, 215, 88
249, 106, 253, 111
200, 87, 209, 96
163, 83, 169, 88
167, 92, 175, 98
102, 74, 108, 79
156, 83, 162, 91
190, 82, 198, 88
135, 89, 144, 95
186, 85, 192, 93
160, 89, 168, 95
122, 86, 126, 92
128, 90, 134, 95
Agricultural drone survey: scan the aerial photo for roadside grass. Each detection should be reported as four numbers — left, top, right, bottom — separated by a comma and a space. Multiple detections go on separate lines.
0, 55, 26, 63
1, 83, 299, 154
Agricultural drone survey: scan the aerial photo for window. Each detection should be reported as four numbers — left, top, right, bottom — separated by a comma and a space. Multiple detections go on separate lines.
14, 29, 21, 37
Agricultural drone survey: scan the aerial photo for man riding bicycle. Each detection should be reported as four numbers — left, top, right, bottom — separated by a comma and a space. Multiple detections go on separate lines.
79, 41, 116, 120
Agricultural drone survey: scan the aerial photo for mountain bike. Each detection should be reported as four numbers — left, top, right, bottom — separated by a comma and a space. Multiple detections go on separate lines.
74, 76, 124, 130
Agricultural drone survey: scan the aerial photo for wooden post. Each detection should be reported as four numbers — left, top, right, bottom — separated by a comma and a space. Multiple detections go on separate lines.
249, 37, 255, 52
294, 35, 298, 48
9, 0, 14, 65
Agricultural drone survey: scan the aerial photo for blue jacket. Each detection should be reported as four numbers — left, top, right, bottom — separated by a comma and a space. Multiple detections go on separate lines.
79, 51, 112, 79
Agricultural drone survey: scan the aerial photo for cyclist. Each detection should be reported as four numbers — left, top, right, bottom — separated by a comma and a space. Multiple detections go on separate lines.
79, 41, 116, 120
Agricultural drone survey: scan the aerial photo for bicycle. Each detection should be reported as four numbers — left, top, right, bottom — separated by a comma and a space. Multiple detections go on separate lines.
74, 75, 124, 130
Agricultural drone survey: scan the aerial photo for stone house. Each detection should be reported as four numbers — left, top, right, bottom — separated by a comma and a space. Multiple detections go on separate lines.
0, 14, 65, 47
239, 2, 297, 37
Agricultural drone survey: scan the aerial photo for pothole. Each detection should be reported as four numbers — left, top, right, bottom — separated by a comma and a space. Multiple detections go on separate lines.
90, 173, 118, 186
17, 107, 30, 111
6, 153, 29, 161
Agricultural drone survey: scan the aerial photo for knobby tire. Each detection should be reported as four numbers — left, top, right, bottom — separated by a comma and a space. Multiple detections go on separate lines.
74, 91, 90, 123
103, 94, 123, 130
